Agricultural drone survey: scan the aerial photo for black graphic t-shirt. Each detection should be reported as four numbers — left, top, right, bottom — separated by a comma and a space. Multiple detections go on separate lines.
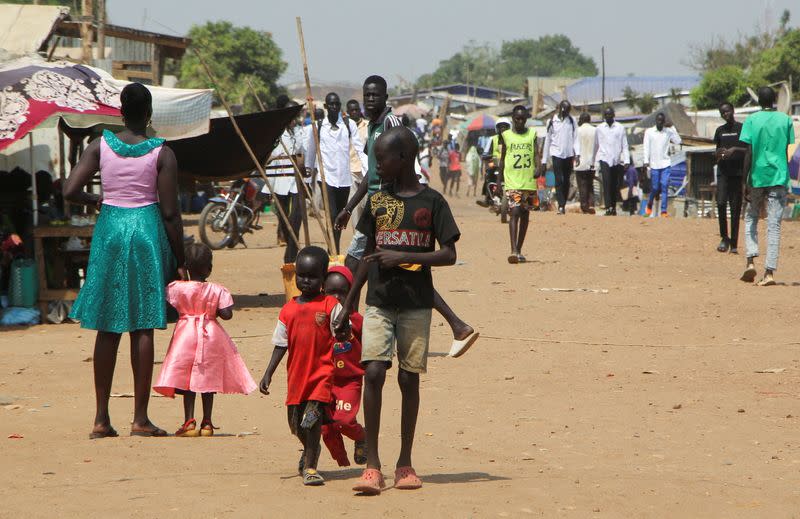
357, 186, 460, 308
714, 121, 745, 176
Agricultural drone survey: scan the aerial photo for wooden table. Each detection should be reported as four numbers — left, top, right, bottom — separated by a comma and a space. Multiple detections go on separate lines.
33, 225, 94, 322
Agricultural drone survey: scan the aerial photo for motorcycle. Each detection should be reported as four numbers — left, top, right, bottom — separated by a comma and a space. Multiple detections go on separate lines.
198, 178, 268, 250
477, 156, 508, 223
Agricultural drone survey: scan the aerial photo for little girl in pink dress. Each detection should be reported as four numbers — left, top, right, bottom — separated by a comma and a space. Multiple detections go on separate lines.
154, 243, 256, 436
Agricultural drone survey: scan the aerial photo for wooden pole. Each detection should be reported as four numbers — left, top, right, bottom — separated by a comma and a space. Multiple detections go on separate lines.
245, 78, 317, 249
96, 0, 106, 60
296, 17, 337, 254
29, 133, 38, 227
191, 48, 300, 249
80, 0, 94, 64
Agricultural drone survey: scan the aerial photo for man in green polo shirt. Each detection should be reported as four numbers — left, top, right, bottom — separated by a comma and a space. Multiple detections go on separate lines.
739, 86, 796, 286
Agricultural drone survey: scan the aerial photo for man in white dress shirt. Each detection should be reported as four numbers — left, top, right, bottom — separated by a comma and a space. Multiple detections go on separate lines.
574, 112, 597, 214
542, 100, 580, 214
643, 112, 682, 217
592, 107, 630, 216
305, 92, 368, 253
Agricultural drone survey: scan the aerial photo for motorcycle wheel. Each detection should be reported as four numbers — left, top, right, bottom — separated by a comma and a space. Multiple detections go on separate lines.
198, 202, 238, 250
500, 197, 509, 224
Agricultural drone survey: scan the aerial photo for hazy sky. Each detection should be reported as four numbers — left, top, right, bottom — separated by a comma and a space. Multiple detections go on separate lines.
108, 0, 795, 88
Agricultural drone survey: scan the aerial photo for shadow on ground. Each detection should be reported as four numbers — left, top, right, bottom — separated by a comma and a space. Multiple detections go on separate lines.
233, 294, 285, 309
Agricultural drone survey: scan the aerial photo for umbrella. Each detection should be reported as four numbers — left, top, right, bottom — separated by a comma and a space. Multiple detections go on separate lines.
0, 57, 122, 151
466, 114, 496, 131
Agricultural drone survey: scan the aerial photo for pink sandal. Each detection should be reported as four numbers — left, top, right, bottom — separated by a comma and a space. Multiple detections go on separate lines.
352, 468, 385, 495
394, 466, 422, 490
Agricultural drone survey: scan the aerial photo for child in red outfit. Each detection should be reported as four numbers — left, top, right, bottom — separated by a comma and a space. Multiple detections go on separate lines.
259, 246, 347, 487
322, 266, 367, 467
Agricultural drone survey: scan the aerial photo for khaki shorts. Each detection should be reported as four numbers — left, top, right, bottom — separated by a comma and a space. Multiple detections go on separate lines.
361, 306, 432, 373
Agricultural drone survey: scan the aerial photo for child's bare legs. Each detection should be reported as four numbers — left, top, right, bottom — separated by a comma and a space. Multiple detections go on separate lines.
433, 290, 473, 341
92, 331, 122, 435
396, 368, 419, 469
129, 329, 163, 434
363, 361, 387, 469
181, 392, 213, 423
182, 391, 196, 422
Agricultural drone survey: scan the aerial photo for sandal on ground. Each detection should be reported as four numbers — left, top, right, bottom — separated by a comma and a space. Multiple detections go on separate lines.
175, 419, 199, 437
352, 468, 385, 495
130, 424, 168, 437
740, 265, 757, 283
354, 440, 367, 465
507, 254, 519, 264
449, 331, 480, 358
302, 468, 325, 486
394, 466, 423, 490
517, 254, 527, 263
89, 426, 118, 440
200, 420, 218, 437
757, 276, 776, 287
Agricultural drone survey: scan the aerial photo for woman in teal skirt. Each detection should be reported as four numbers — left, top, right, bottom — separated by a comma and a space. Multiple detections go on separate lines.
64, 83, 186, 438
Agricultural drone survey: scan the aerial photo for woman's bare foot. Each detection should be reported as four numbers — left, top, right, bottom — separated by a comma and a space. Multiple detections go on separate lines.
130, 420, 167, 437
89, 423, 119, 439
452, 322, 474, 341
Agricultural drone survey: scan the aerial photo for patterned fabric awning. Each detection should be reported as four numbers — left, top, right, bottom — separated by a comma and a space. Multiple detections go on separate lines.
0, 57, 121, 151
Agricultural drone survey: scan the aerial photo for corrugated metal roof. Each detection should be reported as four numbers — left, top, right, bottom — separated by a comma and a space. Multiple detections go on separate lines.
554, 76, 700, 104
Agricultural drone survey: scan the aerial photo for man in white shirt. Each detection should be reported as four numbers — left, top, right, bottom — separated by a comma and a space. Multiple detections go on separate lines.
542, 100, 580, 214
346, 99, 369, 230
266, 100, 305, 262
574, 112, 597, 214
592, 107, 630, 216
305, 92, 368, 252
643, 112, 682, 217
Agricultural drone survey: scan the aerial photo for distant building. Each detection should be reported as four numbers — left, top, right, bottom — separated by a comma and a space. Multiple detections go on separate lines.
391, 84, 525, 115
532, 75, 701, 116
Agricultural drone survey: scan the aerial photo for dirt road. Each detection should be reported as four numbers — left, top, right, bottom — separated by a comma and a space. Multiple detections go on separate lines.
2, 195, 799, 518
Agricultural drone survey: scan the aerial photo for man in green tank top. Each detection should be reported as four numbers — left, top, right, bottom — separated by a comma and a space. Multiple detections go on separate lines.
499, 105, 539, 264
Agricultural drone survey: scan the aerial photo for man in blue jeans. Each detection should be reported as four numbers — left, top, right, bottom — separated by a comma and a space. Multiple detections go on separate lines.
643, 112, 681, 217
739, 86, 796, 286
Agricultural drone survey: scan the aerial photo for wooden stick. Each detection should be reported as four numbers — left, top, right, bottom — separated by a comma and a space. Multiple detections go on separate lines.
191, 48, 300, 249
296, 16, 337, 254
245, 78, 316, 249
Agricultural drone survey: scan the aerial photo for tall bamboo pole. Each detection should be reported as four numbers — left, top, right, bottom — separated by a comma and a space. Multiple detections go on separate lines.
245, 78, 317, 249
191, 48, 299, 249
296, 17, 337, 254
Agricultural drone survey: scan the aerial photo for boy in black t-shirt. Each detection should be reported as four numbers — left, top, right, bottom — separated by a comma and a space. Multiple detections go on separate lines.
714, 102, 748, 254
336, 126, 460, 495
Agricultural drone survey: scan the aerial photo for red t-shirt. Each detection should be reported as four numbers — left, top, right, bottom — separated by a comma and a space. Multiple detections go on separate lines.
331, 312, 364, 386
277, 295, 337, 406
448, 150, 461, 172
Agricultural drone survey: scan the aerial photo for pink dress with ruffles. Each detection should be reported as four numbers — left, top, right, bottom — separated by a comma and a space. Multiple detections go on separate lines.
154, 281, 256, 396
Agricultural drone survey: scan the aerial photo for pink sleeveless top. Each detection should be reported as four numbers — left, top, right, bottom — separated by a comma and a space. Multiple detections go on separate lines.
99, 133, 162, 208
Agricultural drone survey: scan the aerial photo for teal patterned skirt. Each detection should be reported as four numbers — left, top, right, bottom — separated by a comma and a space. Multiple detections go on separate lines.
69, 203, 175, 333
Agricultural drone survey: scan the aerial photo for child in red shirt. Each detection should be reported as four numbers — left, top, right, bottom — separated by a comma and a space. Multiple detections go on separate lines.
259, 246, 345, 487
447, 143, 462, 196
321, 266, 366, 467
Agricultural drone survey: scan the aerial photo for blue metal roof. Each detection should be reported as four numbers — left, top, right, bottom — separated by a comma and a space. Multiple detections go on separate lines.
554, 76, 701, 104
392, 83, 524, 101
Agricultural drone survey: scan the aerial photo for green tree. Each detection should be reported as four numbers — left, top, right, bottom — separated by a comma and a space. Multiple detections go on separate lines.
690, 65, 755, 109
622, 86, 639, 110
415, 41, 499, 89
414, 35, 596, 92
637, 93, 658, 114
751, 28, 800, 86
179, 21, 287, 112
